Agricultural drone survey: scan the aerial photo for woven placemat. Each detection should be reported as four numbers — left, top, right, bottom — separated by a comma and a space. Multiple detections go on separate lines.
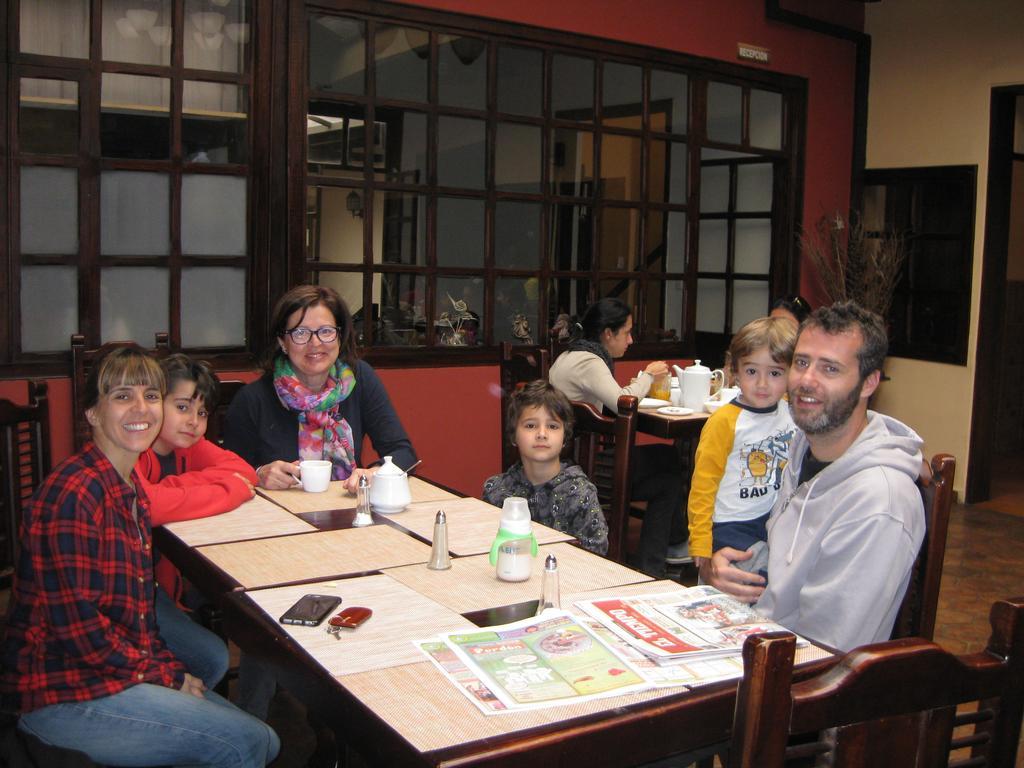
258, 476, 458, 515
197, 525, 432, 589
389, 497, 575, 556
245, 574, 475, 677
162, 494, 316, 547
382, 542, 652, 614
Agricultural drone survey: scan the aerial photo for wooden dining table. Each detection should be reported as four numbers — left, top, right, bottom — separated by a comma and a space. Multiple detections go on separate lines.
155, 474, 830, 768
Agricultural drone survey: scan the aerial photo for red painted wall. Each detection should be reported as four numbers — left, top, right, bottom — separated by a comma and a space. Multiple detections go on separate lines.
4, 0, 857, 496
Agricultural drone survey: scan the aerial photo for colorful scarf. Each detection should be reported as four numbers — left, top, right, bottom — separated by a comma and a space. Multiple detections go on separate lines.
273, 357, 357, 480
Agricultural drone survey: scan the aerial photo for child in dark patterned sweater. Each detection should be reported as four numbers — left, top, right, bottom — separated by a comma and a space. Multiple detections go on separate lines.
483, 380, 608, 555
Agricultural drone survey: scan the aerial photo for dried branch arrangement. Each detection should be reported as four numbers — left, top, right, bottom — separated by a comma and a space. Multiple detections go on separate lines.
801, 212, 907, 318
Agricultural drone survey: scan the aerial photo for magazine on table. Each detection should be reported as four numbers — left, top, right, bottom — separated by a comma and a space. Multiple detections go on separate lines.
422, 610, 650, 711
574, 585, 803, 665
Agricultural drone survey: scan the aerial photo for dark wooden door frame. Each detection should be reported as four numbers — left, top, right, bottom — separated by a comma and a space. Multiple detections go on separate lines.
966, 85, 1021, 502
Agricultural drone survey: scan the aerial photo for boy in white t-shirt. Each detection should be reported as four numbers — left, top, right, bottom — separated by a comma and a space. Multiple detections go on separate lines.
688, 316, 797, 578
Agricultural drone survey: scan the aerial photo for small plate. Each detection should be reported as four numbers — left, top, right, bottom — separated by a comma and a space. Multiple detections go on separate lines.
705, 400, 727, 414
657, 406, 693, 416
639, 397, 672, 409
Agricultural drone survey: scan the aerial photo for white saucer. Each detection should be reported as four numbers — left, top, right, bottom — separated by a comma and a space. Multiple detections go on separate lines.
705, 400, 726, 414
657, 406, 693, 416
639, 397, 672, 408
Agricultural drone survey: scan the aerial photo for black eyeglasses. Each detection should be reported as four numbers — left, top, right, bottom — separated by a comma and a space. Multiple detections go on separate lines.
282, 326, 340, 344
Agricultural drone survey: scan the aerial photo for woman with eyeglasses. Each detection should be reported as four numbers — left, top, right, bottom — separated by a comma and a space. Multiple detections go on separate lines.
224, 284, 416, 494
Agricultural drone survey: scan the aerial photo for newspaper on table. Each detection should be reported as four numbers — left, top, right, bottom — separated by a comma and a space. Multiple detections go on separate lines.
417, 610, 649, 713
574, 585, 803, 665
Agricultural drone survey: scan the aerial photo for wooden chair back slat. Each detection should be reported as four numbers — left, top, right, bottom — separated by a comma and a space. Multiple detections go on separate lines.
498, 342, 550, 470
729, 597, 1024, 768
568, 395, 637, 562
206, 378, 245, 447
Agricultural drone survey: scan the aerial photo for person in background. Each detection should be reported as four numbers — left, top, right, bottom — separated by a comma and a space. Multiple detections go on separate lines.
137, 353, 258, 688
484, 380, 608, 555
688, 317, 797, 579
703, 301, 925, 652
0, 347, 278, 768
224, 284, 416, 494
548, 297, 686, 577
769, 294, 812, 327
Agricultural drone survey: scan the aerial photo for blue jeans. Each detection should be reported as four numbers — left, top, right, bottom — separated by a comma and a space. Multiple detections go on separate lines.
18, 684, 279, 768
155, 588, 230, 688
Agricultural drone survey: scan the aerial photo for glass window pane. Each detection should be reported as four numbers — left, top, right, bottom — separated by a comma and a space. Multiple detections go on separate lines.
733, 280, 769, 328
21, 266, 78, 352
707, 81, 742, 145
661, 279, 685, 341
599, 279, 637, 313
862, 185, 887, 231
645, 210, 687, 274
734, 219, 771, 274
181, 267, 246, 347
602, 62, 641, 129
182, 175, 247, 256
437, 197, 484, 267
696, 278, 725, 333
101, 171, 170, 256
184, 81, 248, 164
316, 272, 364, 340
184, 0, 249, 73
642, 279, 678, 342
438, 116, 485, 189
495, 277, 540, 344
436, 277, 484, 346
550, 128, 594, 196
101, 267, 169, 342
373, 273, 426, 346
549, 277, 588, 329
599, 207, 639, 271
101, 73, 170, 159
495, 202, 541, 269
649, 139, 688, 204
310, 16, 365, 94
103, 0, 171, 66
21, 167, 78, 254
700, 165, 730, 212
307, 186, 364, 265
550, 203, 592, 271
381, 110, 426, 183
650, 70, 688, 135
736, 163, 773, 211
495, 123, 541, 193
375, 25, 428, 102
307, 102, 363, 178
750, 89, 783, 150
438, 35, 486, 109
20, 78, 78, 155
600, 134, 642, 201
378, 192, 425, 266
497, 46, 542, 117
698, 219, 728, 272
551, 55, 594, 122
21, 0, 88, 58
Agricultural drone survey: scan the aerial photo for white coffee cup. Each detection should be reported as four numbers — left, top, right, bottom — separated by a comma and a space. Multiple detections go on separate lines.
299, 460, 332, 493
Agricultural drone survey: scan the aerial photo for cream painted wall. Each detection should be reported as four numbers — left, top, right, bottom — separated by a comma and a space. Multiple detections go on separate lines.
864, 0, 1024, 495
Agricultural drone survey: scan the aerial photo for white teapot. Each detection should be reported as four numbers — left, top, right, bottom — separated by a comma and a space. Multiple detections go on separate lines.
368, 455, 411, 514
673, 360, 725, 411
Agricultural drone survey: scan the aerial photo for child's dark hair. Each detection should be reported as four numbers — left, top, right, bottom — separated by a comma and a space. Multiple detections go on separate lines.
161, 353, 220, 410
505, 380, 574, 445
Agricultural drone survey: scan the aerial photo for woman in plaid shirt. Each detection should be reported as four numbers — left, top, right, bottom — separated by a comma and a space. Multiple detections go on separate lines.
0, 348, 278, 767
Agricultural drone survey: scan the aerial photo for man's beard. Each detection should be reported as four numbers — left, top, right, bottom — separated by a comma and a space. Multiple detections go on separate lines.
788, 379, 863, 435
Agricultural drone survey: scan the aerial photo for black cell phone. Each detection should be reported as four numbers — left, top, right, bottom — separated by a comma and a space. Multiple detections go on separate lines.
279, 594, 343, 626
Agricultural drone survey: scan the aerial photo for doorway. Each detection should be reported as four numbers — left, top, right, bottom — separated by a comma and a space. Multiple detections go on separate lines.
967, 86, 1024, 506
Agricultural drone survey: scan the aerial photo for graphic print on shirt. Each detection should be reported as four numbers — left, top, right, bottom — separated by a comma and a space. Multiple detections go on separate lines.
737, 428, 793, 497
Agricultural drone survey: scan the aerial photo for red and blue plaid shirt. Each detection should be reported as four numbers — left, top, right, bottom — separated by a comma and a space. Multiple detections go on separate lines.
1, 442, 186, 713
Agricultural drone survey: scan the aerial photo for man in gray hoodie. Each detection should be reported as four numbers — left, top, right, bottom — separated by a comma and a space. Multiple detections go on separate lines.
701, 301, 925, 651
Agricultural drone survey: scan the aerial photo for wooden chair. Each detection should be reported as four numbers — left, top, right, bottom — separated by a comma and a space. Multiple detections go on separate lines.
0, 381, 51, 589
205, 377, 245, 447
499, 341, 550, 469
728, 596, 1024, 768
70, 332, 171, 450
568, 395, 638, 563
891, 452, 956, 640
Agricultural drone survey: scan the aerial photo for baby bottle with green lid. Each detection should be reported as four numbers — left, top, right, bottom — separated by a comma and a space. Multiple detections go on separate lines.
489, 497, 538, 582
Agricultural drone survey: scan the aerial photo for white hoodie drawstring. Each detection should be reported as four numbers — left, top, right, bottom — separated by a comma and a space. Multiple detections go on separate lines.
786, 475, 821, 564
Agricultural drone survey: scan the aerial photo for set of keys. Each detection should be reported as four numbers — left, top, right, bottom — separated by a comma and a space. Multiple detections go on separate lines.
325, 606, 373, 638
